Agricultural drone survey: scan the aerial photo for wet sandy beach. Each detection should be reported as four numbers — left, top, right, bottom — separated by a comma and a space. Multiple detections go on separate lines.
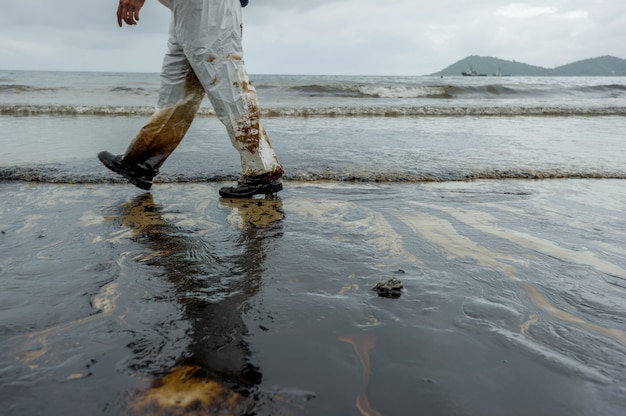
1, 179, 625, 415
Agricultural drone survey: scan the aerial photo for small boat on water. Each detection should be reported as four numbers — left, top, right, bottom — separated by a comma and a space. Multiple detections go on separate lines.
492, 67, 510, 77
462, 65, 487, 76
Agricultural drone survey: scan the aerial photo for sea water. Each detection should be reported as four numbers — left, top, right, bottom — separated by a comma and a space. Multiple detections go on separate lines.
1, 71, 626, 416
1, 70, 626, 183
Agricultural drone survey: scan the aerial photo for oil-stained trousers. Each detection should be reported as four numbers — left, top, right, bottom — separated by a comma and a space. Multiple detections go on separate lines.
124, 0, 283, 180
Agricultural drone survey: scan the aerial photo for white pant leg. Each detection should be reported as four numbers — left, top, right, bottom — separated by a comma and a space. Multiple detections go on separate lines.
158, 26, 196, 109
169, 0, 283, 179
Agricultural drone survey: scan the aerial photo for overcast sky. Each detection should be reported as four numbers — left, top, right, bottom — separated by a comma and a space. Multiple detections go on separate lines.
1, 0, 624, 75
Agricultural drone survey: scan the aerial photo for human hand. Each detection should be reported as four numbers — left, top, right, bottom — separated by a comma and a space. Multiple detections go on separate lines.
117, 0, 146, 27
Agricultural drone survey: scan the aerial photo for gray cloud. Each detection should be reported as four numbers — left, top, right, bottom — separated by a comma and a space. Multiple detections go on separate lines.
1, 0, 624, 74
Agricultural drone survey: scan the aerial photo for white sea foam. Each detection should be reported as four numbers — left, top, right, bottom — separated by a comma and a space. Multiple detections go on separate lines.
3, 103, 626, 117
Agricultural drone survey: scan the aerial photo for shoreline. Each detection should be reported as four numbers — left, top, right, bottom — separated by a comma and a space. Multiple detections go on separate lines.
1, 180, 625, 415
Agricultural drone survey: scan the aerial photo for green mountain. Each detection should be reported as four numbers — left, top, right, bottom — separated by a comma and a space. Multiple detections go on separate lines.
432, 55, 626, 76
554, 56, 626, 76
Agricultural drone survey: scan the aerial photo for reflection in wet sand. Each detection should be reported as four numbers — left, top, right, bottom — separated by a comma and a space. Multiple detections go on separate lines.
128, 365, 252, 416
115, 194, 285, 415
221, 197, 285, 229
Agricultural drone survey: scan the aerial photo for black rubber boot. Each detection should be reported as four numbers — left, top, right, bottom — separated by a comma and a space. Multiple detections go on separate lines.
219, 174, 283, 198
97, 151, 157, 191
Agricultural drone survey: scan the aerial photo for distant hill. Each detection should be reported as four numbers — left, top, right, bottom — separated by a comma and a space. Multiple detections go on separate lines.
432, 55, 626, 76
554, 56, 626, 76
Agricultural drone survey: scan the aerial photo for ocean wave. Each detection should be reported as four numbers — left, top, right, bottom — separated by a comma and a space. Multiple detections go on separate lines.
1, 165, 624, 184
0, 105, 165, 117
0, 84, 63, 93
110, 86, 151, 95
284, 82, 626, 99
3, 104, 626, 117
575, 84, 626, 96
444, 83, 625, 97
446, 84, 520, 97
290, 83, 452, 99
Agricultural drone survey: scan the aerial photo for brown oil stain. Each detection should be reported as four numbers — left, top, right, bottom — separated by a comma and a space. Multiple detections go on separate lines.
233, 71, 278, 173
17, 197, 168, 365
15, 214, 46, 234
66, 373, 89, 381
339, 333, 382, 416
440, 206, 626, 280
127, 365, 253, 416
286, 198, 421, 266
214, 58, 283, 179
235, 86, 262, 155
337, 273, 360, 295
18, 279, 122, 364
226, 54, 243, 61
123, 70, 205, 171
520, 314, 539, 336
398, 210, 626, 346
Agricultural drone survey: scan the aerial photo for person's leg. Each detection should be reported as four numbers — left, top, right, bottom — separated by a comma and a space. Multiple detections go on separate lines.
174, 0, 283, 196
120, 31, 206, 175
98, 24, 205, 190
